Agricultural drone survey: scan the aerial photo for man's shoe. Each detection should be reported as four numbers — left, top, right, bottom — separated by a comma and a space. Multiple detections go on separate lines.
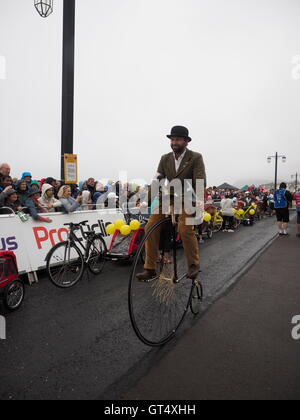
187, 264, 201, 279
136, 269, 157, 282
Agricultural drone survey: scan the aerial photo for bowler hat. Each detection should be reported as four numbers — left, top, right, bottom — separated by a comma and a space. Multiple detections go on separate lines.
167, 126, 192, 142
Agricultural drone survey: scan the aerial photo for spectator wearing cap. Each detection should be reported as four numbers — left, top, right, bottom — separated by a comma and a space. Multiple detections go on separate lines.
30, 180, 41, 192
22, 172, 33, 189
25, 187, 52, 223
58, 185, 82, 213
0, 186, 22, 214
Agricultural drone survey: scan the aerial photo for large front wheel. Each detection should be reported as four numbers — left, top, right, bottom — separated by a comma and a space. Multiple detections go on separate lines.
46, 241, 84, 288
129, 217, 193, 347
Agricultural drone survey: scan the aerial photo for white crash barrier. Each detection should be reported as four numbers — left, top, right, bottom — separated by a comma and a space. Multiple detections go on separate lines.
0, 209, 124, 278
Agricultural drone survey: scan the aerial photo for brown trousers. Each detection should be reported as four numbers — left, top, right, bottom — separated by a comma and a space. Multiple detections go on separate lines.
144, 210, 200, 270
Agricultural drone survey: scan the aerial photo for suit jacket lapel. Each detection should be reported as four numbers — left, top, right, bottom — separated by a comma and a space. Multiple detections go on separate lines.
175, 149, 192, 178
167, 153, 177, 179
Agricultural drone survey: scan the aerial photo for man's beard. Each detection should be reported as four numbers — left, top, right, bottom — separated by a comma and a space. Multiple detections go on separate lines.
171, 144, 186, 154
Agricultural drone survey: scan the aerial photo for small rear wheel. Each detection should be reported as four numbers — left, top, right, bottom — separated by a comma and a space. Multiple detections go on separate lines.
4, 280, 25, 311
190, 282, 203, 315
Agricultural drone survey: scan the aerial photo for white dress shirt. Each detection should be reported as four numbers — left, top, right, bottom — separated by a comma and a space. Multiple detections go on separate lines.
173, 149, 187, 173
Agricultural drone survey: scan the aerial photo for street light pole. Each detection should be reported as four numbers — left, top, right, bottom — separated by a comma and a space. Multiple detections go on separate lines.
267, 152, 286, 191
35, 0, 76, 181
61, 0, 76, 181
291, 173, 298, 192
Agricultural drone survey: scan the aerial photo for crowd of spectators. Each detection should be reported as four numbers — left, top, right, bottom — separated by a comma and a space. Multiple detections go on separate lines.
0, 162, 148, 223
0, 162, 297, 226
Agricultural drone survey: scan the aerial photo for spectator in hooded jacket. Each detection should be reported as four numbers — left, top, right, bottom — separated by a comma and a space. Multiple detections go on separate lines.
0, 186, 22, 214
58, 185, 82, 213
25, 187, 52, 223
93, 182, 106, 206
39, 183, 62, 213
15, 180, 29, 207
30, 180, 41, 193
86, 178, 96, 196
21, 172, 33, 188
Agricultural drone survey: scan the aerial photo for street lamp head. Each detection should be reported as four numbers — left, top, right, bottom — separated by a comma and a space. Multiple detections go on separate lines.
34, 0, 54, 18
267, 157, 272, 164
282, 156, 287, 163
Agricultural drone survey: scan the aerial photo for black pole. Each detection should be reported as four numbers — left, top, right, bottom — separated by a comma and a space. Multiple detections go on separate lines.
274, 152, 278, 191
61, 0, 76, 181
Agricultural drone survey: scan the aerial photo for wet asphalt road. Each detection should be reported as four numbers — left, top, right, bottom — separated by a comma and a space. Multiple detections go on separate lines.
0, 216, 280, 400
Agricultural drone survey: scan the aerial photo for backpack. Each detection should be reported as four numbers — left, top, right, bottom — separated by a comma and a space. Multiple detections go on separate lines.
274, 189, 287, 209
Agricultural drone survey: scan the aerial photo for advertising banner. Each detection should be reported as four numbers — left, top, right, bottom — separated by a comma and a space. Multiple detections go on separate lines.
0, 209, 124, 274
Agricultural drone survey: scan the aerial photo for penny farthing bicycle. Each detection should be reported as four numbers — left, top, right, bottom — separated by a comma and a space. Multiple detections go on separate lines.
128, 205, 203, 347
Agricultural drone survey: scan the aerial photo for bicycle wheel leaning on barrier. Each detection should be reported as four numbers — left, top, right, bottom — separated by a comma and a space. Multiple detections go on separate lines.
46, 241, 85, 288
128, 215, 203, 347
46, 221, 107, 288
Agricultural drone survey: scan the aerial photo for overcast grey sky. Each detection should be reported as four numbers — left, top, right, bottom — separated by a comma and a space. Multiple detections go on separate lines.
1, 0, 300, 187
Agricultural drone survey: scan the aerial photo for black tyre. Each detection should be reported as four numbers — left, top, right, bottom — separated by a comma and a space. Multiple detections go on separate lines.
46, 241, 84, 288
4, 280, 25, 311
129, 217, 193, 347
190, 282, 203, 315
206, 226, 213, 239
233, 217, 241, 229
87, 234, 107, 275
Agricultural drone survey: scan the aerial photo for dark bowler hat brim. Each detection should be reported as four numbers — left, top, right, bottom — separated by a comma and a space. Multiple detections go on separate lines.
167, 125, 192, 142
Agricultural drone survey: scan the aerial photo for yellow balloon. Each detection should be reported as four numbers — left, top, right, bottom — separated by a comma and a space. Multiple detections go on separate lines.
238, 209, 245, 216
233, 208, 238, 215
114, 219, 125, 230
120, 225, 132, 236
249, 209, 255, 216
203, 213, 212, 222
106, 224, 116, 235
130, 220, 141, 231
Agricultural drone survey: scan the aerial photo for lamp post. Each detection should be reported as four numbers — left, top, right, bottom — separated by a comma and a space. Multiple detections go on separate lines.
34, 0, 53, 18
35, 0, 75, 181
267, 152, 286, 191
291, 173, 299, 192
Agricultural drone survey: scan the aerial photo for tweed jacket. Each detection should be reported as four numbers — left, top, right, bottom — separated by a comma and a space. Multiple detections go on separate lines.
148, 149, 206, 205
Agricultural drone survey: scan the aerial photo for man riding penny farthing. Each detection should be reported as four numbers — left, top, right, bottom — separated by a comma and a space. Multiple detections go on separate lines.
129, 126, 207, 346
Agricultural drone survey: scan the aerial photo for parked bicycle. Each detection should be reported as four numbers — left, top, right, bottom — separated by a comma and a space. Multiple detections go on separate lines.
46, 220, 107, 288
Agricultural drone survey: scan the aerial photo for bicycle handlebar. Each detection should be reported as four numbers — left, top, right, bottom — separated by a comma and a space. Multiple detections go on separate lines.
64, 220, 89, 228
